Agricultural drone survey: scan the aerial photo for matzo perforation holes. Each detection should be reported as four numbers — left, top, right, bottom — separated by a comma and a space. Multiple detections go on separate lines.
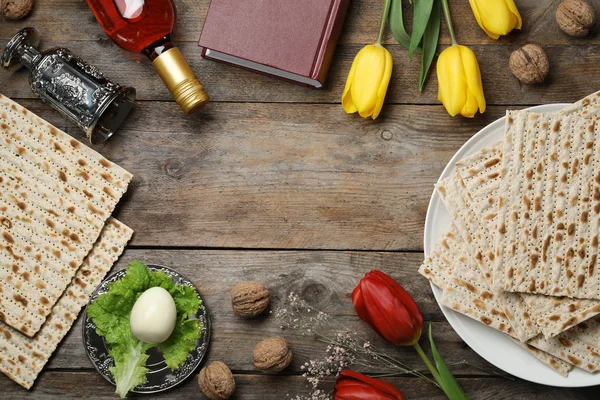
2, 113, 116, 213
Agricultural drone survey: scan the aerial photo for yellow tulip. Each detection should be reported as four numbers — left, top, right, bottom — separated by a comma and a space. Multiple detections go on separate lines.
468, 0, 522, 39
436, 45, 486, 118
342, 44, 393, 120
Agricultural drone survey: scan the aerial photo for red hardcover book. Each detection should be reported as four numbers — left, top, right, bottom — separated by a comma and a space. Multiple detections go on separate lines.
198, 0, 349, 88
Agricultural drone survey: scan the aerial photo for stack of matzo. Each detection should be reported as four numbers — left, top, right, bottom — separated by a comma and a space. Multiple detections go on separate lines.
0, 93, 133, 388
420, 91, 600, 376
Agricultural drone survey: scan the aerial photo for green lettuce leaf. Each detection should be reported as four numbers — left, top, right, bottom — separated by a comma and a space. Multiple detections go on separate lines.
159, 274, 201, 370
110, 334, 151, 398
87, 261, 202, 398
159, 317, 201, 370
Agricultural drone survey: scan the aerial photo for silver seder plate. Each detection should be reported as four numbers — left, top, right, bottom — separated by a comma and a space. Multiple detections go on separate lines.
82, 264, 210, 394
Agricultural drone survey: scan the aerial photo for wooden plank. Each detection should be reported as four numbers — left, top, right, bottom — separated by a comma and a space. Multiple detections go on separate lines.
0, 0, 597, 46
52, 314, 487, 374
1, 100, 508, 250
3, 372, 597, 399
45, 249, 499, 375
12, 248, 561, 395
1, 40, 600, 105
52, 318, 492, 376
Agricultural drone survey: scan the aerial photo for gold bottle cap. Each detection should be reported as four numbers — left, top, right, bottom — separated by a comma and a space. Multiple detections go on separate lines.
152, 47, 209, 114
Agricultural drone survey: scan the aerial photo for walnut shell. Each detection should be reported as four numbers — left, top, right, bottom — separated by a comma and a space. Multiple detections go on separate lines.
1, 0, 34, 20
198, 361, 236, 400
253, 337, 293, 373
231, 281, 270, 318
509, 44, 550, 85
556, 0, 596, 37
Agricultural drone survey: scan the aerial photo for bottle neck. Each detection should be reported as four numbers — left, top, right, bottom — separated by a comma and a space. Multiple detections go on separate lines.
142, 33, 175, 61
19, 44, 41, 69
150, 45, 209, 114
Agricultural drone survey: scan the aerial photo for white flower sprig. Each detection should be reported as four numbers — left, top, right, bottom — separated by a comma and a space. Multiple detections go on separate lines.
274, 293, 437, 399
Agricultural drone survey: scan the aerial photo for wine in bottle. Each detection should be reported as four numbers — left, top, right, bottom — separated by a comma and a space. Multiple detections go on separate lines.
87, 0, 209, 113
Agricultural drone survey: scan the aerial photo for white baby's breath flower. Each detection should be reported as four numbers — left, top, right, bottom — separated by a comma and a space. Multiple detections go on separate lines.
274, 291, 430, 399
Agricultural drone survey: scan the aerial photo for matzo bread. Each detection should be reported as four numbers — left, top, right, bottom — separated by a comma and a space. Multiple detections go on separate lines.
436, 174, 540, 341
0, 94, 132, 336
420, 223, 600, 374
441, 258, 514, 336
0, 218, 132, 389
558, 91, 600, 117
497, 111, 600, 299
456, 104, 600, 338
418, 225, 463, 288
419, 92, 600, 375
512, 340, 573, 377
454, 138, 600, 338
419, 226, 572, 374
528, 318, 600, 373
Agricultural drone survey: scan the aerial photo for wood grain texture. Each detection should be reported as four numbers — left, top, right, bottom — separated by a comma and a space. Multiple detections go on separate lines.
3, 372, 598, 400
0, 0, 599, 46
2, 0, 600, 397
0, 100, 513, 250
2, 249, 596, 398
1, 40, 600, 105
42, 249, 490, 374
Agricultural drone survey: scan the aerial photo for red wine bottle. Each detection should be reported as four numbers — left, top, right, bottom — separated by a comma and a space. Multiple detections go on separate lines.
87, 0, 209, 113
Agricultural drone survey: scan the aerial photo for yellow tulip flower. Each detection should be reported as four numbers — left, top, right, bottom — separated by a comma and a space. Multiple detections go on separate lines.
468, 0, 522, 39
342, 44, 393, 120
436, 45, 486, 118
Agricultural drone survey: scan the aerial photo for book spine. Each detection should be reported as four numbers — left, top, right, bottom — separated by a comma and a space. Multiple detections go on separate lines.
312, 0, 350, 86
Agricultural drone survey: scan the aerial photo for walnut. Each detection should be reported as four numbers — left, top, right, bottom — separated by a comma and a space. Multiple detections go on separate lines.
556, 0, 596, 37
253, 337, 293, 373
231, 281, 270, 318
1, 0, 34, 20
198, 361, 236, 400
509, 45, 550, 85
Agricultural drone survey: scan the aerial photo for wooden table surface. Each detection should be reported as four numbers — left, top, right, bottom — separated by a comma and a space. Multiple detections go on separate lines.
2, 0, 600, 398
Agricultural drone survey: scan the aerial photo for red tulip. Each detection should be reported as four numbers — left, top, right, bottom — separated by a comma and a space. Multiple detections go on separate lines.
352, 270, 423, 346
334, 370, 406, 400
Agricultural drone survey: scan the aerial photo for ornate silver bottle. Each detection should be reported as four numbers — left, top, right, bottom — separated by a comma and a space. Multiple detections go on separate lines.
1, 27, 136, 144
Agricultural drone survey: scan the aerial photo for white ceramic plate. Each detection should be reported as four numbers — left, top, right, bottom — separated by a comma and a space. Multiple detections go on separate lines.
424, 103, 600, 387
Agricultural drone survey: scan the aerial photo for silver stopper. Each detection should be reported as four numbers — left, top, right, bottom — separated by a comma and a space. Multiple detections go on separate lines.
1, 27, 136, 144
1, 27, 41, 70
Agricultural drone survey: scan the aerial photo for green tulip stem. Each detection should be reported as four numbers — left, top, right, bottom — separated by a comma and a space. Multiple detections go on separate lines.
376, 0, 393, 45
413, 341, 443, 387
440, 0, 457, 46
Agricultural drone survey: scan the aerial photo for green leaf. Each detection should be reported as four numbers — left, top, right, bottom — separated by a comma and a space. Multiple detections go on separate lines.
110, 338, 150, 398
389, 0, 421, 54
409, 0, 434, 59
171, 284, 202, 319
119, 260, 152, 293
159, 317, 201, 370
87, 261, 203, 398
428, 324, 469, 400
418, 0, 440, 91
159, 278, 202, 370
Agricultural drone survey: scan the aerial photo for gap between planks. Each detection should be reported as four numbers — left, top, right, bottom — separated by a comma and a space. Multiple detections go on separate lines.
127, 245, 424, 253
0, 96, 580, 108
43, 367, 507, 380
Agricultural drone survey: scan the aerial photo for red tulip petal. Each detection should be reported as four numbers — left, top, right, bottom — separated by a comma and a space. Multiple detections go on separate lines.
352, 284, 368, 319
353, 279, 382, 335
373, 271, 424, 331
361, 277, 417, 345
367, 271, 423, 341
335, 370, 406, 400
335, 385, 399, 400
354, 275, 393, 340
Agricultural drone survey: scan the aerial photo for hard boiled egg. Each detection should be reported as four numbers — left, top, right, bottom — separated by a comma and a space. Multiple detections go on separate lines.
130, 287, 177, 344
